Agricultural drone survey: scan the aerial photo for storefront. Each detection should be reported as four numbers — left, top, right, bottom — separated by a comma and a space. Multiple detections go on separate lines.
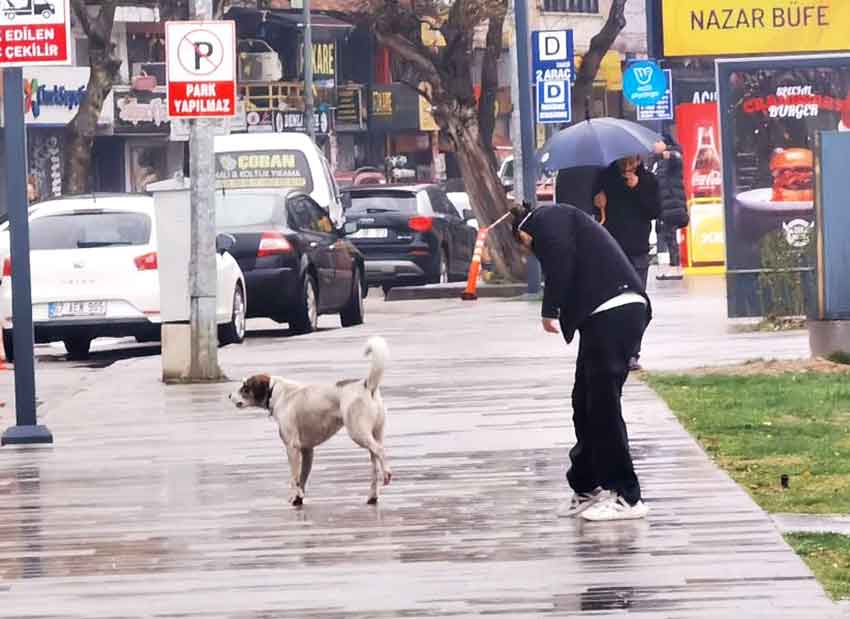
369, 83, 440, 181
112, 86, 183, 192
21, 67, 113, 200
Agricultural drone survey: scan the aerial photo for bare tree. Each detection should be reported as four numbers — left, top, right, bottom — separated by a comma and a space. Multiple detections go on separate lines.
354, 0, 629, 281
64, 0, 224, 194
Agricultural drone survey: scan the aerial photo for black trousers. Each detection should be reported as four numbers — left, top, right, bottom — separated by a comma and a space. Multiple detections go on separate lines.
626, 253, 650, 359
658, 223, 680, 267
566, 303, 646, 505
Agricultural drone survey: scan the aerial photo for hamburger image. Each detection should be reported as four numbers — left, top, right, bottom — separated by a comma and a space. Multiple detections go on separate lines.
770, 148, 813, 202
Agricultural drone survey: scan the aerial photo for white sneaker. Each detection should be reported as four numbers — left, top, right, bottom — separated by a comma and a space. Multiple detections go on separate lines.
557, 488, 611, 518
580, 495, 649, 522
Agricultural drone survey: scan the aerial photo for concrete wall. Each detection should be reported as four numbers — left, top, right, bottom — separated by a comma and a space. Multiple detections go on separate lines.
534, 0, 647, 55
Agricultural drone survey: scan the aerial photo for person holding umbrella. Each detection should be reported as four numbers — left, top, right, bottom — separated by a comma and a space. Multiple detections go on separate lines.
511, 202, 651, 521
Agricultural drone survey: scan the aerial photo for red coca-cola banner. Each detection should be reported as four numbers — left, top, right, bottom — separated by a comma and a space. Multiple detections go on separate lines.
678, 103, 722, 203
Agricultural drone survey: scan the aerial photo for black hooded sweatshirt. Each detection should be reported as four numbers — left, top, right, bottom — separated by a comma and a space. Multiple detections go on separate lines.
520, 204, 652, 343
592, 162, 662, 256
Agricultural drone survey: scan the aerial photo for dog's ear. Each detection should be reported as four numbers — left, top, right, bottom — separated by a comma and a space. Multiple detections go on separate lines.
244, 374, 271, 403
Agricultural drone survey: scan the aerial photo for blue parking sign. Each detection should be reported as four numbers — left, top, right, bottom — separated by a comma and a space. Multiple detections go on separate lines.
636, 69, 673, 121
532, 30, 575, 84
537, 79, 571, 124
623, 60, 666, 106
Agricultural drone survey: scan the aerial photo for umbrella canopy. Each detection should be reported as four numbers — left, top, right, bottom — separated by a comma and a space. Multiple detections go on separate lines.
537, 118, 663, 175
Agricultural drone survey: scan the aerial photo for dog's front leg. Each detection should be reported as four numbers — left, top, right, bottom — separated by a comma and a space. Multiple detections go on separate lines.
285, 445, 305, 506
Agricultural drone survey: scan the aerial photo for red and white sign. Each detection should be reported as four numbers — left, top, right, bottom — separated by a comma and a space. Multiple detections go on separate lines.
165, 20, 236, 119
0, 0, 72, 66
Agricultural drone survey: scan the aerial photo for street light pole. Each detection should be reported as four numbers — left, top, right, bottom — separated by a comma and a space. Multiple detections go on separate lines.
512, 0, 542, 294
303, 0, 315, 140
1, 67, 52, 445
187, 0, 222, 381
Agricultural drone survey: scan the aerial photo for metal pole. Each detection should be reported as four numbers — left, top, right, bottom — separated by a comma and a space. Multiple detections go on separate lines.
303, 0, 315, 140
2, 68, 52, 445
513, 0, 541, 294
187, 0, 222, 381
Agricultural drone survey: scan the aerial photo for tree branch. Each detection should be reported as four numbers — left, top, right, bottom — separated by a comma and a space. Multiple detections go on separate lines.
374, 31, 442, 87
574, 0, 626, 89
72, 0, 93, 37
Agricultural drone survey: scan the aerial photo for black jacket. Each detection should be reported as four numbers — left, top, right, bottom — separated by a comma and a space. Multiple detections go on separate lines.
555, 166, 604, 216
520, 204, 652, 343
651, 148, 689, 229
592, 163, 661, 256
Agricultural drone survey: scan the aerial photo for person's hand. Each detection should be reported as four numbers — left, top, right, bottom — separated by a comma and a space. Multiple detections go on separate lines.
593, 192, 607, 209
542, 318, 560, 334
624, 172, 639, 189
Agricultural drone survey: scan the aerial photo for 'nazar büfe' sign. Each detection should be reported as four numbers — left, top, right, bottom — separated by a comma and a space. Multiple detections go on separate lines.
662, 0, 850, 57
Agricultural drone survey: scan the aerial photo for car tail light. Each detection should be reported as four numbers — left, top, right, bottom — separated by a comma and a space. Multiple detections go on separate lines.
134, 252, 158, 271
408, 216, 433, 233
2, 257, 10, 278
258, 232, 293, 257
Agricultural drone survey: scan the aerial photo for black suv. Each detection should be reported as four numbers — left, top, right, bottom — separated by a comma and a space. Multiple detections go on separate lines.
342, 185, 477, 291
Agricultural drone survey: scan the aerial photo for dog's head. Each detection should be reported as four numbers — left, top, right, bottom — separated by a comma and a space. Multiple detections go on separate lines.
228, 374, 273, 410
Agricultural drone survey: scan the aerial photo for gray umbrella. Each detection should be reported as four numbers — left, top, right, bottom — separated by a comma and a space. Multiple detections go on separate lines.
537, 118, 663, 175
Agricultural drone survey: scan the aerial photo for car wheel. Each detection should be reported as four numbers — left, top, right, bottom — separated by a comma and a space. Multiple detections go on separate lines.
2, 330, 13, 364
290, 273, 318, 334
41, 9, 53, 19
340, 268, 365, 327
219, 285, 247, 345
63, 337, 92, 360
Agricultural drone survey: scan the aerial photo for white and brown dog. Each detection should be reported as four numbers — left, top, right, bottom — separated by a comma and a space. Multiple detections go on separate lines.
228, 337, 391, 506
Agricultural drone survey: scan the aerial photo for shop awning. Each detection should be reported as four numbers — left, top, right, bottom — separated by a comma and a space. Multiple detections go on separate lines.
225, 8, 354, 39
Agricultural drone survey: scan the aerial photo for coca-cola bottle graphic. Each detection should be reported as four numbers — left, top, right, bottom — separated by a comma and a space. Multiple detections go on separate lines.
691, 126, 722, 199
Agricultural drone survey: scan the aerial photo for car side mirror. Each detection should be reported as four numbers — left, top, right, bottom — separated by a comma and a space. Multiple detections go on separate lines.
216, 233, 236, 255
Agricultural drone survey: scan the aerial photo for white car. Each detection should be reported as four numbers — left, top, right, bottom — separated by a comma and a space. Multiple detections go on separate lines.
0, 195, 246, 360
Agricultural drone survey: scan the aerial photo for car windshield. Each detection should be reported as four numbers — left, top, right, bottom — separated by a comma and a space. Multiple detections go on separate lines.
29, 211, 151, 250
345, 192, 418, 214
216, 193, 282, 227
215, 150, 314, 194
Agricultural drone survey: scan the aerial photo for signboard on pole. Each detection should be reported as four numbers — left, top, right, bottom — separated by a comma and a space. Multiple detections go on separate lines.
0, 0, 71, 66
532, 30, 574, 124
165, 20, 236, 118
532, 30, 575, 83
536, 79, 572, 124
636, 69, 674, 121
623, 60, 666, 106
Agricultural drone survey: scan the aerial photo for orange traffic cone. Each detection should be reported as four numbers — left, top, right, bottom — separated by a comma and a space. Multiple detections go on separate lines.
461, 228, 488, 301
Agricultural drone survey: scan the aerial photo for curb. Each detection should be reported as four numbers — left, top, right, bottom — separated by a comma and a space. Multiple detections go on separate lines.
385, 283, 527, 302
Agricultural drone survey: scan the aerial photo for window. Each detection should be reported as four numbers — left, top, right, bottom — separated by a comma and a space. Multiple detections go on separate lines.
29, 212, 151, 250
542, 0, 599, 13
216, 193, 283, 228
345, 192, 418, 214
306, 200, 335, 234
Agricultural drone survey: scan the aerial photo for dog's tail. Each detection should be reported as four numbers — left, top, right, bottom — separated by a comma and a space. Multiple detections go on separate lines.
364, 336, 389, 394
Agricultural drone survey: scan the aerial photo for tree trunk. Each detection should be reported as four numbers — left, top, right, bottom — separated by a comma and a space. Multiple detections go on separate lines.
571, 0, 627, 118
443, 107, 526, 282
64, 61, 118, 194
478, 10, 506, 172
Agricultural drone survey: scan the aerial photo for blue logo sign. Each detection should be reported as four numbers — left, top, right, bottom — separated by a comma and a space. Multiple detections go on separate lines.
623, 60, 666, 106
636, 70, 674, 121
536, 79, 571, 125
532, 30, 575, 84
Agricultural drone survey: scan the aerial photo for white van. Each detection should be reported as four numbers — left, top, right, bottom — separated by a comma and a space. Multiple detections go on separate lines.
214, 132, 344, 226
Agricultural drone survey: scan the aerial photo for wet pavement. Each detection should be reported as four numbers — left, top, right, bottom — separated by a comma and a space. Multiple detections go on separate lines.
0, 276, 842, 617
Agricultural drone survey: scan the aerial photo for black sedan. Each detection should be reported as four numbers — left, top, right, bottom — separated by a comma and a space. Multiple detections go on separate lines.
216, 190, 365, 333
341, 185, 477, 291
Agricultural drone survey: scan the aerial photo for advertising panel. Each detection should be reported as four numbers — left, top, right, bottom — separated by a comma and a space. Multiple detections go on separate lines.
677, 102, 725, 266
717, 54, 850, 315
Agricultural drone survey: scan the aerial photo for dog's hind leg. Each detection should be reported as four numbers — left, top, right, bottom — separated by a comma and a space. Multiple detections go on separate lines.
300, 448, 314, 493
367, 453, 380, 505
285, 446, 305, 506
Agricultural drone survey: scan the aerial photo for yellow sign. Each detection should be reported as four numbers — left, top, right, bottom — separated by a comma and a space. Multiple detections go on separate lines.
372, 90, 393, 116
688, 199, 726, 266
312, 42, 335, 78
663, 0, 850, 57
574, 51, 622, 90
421, 19, 446, 48
418, 82, 438, 131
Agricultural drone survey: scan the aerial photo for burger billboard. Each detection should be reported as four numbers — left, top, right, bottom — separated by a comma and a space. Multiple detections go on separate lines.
717, 54, 850, 317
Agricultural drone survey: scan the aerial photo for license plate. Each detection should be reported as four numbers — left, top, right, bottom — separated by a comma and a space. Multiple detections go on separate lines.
48, 301, 107, 319
350, 227, 388, 239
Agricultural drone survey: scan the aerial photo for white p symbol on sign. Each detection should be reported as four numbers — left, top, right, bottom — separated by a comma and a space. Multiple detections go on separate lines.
540, 32, 568, 62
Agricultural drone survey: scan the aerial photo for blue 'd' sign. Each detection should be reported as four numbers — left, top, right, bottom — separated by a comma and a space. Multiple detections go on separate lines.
623, 60, 666, 107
